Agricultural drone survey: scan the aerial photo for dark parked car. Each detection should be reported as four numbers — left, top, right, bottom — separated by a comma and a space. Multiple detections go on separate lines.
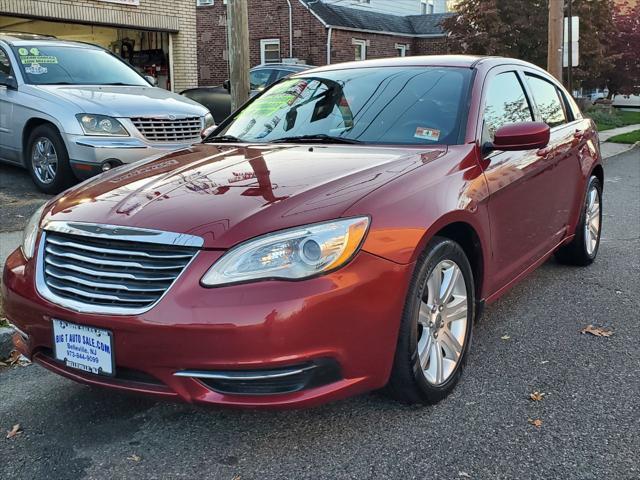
181, 63, 313, 124
3, 56, 603, 409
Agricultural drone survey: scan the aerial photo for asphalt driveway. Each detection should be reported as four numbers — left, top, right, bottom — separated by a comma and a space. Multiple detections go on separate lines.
1, 149, 638, 480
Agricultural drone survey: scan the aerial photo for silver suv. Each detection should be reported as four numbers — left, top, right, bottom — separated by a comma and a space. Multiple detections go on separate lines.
0, 33, 212, 193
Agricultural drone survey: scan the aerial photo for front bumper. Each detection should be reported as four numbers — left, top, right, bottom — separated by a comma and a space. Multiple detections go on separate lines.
64, 134, 197, 179
2, 246, 413, 409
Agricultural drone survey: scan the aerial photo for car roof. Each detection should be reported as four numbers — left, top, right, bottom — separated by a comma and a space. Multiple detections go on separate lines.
305, 55, 542, 73
252, 63, 314, 72
0, 32, 101, 49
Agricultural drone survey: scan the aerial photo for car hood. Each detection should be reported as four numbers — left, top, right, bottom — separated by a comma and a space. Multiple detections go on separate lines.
44, 143, 446, 248
33, 85, 208, 117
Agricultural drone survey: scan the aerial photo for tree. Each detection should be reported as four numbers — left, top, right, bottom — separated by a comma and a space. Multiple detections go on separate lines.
442, 0, 616, 89
603, 1, 640, 96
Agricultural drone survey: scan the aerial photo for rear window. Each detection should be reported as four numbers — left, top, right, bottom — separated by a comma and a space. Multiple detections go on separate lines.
218, 66, 472, 145
525, 74, 567, 127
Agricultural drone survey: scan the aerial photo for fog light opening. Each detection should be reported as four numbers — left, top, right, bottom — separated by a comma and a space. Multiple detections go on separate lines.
101, 159, 123, 172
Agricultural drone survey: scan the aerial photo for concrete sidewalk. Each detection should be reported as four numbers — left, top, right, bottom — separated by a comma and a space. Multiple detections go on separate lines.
599, 123, 640, 142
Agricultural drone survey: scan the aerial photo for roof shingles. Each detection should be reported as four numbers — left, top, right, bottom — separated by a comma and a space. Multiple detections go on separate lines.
304, 1, 453, 36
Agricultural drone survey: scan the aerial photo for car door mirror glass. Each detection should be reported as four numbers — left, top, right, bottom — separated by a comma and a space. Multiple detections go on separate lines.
223, 79, 230, 91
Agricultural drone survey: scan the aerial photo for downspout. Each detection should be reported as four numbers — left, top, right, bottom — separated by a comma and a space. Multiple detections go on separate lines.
285, 0, 293, 59
326, 27, 332, 65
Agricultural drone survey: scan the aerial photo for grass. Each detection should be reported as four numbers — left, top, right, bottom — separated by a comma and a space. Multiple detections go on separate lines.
587, 108, 640, 131
607, 129, 640, 144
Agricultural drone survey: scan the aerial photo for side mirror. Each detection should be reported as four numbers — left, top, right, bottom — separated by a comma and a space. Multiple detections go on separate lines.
0, 74, 18, 90
144, 75, 157, 87
492, 122, 550, 151
223, 79, 230, 91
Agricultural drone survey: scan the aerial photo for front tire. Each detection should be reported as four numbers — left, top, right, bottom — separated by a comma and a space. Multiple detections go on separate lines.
26, 124, 75, 194
555, 175, 602, 266
386, 237, 475, 405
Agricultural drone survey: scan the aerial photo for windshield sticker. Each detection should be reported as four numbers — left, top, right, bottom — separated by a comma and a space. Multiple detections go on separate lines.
24, 64, 48, 75
20, 55, 58, 65
414, 127, 441, 142
30, 47, 40, 56
18, 47, 29, 56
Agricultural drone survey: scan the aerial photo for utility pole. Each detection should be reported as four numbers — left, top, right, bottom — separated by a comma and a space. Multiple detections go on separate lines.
547, 0, 564, 81
227, 0, 250, 111
567, 0, 573, 93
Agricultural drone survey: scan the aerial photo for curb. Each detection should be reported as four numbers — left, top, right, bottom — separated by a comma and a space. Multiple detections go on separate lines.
602, 142, 640, 161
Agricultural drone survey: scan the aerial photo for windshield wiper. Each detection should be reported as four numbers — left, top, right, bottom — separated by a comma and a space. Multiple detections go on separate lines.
269, 134, 361, 144
206, 135, 243, 143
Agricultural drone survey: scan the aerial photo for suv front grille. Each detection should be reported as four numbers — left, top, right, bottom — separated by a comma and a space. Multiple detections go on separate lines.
41, 231, 198, 311
130, 116, 202, 143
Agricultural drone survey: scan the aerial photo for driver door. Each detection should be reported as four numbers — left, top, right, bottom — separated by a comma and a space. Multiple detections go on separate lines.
480, 68, 561, 294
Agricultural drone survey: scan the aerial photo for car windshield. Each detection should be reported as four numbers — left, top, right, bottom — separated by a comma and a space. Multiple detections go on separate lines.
12, 44, 148, 86
215, 66, 471, 145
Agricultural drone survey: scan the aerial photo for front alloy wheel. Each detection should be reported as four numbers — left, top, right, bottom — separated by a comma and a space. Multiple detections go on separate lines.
31, 137, 58, 185
417, 260, 468, 385
386, 237, 474, 405
26, 124, 75, 194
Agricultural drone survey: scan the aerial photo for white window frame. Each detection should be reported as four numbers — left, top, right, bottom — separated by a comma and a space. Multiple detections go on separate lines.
421, 0, 434, 14
260, 39, 281, 65
353, 39, 367, 61
395, 43, 408, 57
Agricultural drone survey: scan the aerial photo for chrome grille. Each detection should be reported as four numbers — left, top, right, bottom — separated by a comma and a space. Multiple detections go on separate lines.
131, 116, 202, 143
40, 231, 199, 312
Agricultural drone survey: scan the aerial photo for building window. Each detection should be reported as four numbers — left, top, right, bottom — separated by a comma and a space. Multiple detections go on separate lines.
196, 0, 214, 6
353, 39, 367, 61
396, 44, 408, 57
260, 39, 281, 64
421, 0, 434, 14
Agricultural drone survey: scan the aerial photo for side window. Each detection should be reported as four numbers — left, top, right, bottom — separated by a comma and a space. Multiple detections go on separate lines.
525, 74, 567, 127
482, 71, 534, 142
249, 69, 273, 91
0, 48, 13, 77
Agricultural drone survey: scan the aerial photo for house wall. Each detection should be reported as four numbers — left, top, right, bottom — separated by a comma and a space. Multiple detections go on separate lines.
197, 0, 327, 86
0, 0, 198, 92
197, 0, 451, 87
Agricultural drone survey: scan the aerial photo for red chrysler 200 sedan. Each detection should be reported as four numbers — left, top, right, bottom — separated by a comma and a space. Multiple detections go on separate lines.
2, 56, 603, 408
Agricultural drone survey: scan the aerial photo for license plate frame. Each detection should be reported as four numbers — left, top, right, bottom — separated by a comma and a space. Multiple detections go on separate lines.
52, 319, 115, 377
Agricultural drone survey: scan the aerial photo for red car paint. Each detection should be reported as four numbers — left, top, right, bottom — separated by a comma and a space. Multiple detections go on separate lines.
2, 56, 602, 408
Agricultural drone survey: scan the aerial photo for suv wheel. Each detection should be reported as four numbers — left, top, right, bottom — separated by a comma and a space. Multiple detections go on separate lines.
26, 124, 74, 194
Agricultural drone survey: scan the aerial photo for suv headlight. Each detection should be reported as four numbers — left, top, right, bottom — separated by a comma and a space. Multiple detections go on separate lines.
201, 217, 370, 286
76, 114, 129, 136
22, 204, 46, 260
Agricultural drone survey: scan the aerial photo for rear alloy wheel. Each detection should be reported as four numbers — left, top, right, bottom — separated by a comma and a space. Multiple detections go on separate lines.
555, 175, 602, 266
386, 237, 475, 405
26, 124, 75, 194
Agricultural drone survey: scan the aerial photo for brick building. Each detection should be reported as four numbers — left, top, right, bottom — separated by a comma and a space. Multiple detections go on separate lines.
0, 0, 198, 92
197, 0, 453, 87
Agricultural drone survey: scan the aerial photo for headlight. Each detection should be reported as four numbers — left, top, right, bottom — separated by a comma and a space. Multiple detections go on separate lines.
76, 114, 129, 136
203, 112, 215, 129
201, 217, 370, 286
22, 204, 46, 260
